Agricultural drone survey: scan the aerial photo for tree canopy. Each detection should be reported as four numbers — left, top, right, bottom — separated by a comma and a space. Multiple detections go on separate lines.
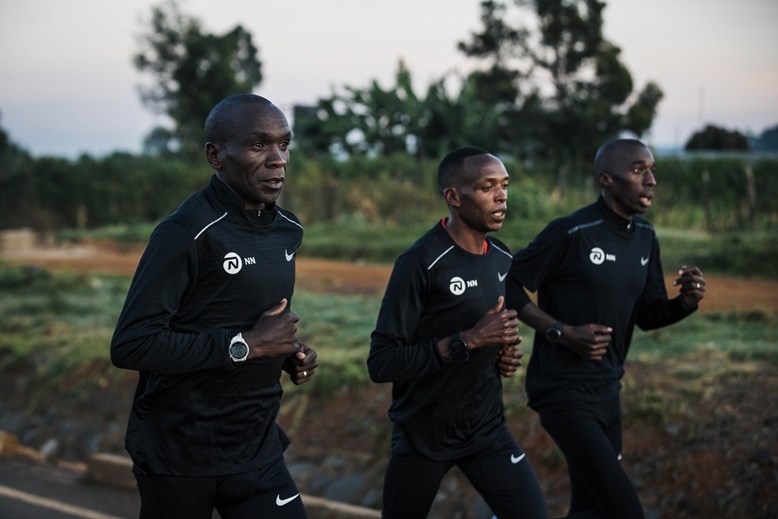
685, 124, 750, 151
296, 0, 663, 185
134, 0, 263, 160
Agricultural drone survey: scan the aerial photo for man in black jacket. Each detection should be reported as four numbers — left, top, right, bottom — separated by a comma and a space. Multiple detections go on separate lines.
369, 147, 548, 519
112, 94, 318, 519
507, 138, 706, 518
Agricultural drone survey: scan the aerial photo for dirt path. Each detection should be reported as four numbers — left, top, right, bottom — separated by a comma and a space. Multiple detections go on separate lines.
2, 244, 777, 315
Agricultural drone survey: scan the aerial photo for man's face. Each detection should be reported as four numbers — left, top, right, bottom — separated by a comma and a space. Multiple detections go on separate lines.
452, 154, 509, 233
210, 103, 292, 208
601, 144, 656, 219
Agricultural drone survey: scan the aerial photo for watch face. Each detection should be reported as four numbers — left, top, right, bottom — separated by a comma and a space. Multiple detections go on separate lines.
546, 328, 561, 342
230, 342, 249, 359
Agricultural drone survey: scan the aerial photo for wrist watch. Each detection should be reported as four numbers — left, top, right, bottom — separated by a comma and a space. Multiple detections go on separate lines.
447, 333, 470, 362
229, 332, 250, 363
545, 322, 564, 343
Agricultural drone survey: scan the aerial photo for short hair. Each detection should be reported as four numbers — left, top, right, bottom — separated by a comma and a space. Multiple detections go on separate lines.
593, 138, 646, 179
437, 146, 490, 194
204, 94, 273, 144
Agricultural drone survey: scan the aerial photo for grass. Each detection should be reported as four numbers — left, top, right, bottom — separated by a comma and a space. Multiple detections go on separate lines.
1, 261, 775, 399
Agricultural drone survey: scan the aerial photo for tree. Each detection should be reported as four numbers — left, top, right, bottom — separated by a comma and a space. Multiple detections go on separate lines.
685, 124, 750, 151
300, 60, 461, 160
750, 124, 778, 151
458, 0, 664, 187
134, 0, 263, 160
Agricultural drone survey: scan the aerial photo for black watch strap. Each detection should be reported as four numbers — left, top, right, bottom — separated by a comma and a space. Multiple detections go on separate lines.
446, 333, 470, 362
545, 321, 564, 343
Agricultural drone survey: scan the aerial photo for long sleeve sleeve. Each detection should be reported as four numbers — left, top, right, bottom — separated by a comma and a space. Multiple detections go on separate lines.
367, 253, 445, 383
635, 237, 696, 331
110, 221, 230, 374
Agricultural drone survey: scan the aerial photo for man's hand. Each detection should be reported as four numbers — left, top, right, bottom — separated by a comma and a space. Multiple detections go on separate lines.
284, 342, 319, 385
673, 265, 706, 310
462, 296, 521, 350
242, 298, 301, 359
497, 345, 523, 377
561, 323, 612, 362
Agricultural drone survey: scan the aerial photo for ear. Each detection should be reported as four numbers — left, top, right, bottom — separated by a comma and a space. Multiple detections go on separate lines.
205, 142, 222, 170
443, 187, 460, 207
597, 171, 612, 188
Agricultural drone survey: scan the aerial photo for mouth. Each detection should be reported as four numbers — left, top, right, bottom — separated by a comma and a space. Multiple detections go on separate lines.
491, 208, 507, 222
639, 193, 653, 208
261, 176, 285, 190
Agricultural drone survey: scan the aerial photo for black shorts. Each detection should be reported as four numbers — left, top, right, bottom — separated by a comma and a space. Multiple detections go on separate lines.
133, 456, 305, 519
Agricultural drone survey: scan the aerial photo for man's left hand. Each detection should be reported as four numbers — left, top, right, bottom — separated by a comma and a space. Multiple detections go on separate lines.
673, 265, 706, 310
284, 342, 319, 385
497, 345, 523, 377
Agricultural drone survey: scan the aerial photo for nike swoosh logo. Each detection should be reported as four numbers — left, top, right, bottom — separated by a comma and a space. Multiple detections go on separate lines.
510, 453, 526, 464
276, 493, 300, 506
285, 249, 295, 262
641, 256, 649, 266
498, 272, 507, 282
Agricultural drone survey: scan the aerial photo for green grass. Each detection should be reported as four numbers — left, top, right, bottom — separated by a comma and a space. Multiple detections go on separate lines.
630, 310, 778, 362
1, 261, 775, 398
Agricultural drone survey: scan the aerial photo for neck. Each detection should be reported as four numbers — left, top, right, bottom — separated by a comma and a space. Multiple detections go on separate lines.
600, 193, 633, 223
443, 217, 488, 255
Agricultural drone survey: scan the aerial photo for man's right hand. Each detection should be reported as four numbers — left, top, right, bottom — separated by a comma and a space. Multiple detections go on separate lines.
242, 298, 301, 359
561, 323, 612, 361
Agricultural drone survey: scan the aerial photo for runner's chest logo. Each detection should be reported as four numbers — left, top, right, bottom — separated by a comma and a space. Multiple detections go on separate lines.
449, 276, 478, 295
589, 247, 616, 265
223, 252, 257, 275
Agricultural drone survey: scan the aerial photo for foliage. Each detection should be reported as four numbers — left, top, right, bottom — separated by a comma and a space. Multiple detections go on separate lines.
134, 0, 263, 160
0, 152, 211, 231
685, 124, 750, 151
296, 0, 663, 184
459, 0, 663, 184
750, 123, 778, 151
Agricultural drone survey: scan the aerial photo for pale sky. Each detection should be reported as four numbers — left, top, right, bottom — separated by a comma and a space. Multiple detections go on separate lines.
1, 0, 776, 158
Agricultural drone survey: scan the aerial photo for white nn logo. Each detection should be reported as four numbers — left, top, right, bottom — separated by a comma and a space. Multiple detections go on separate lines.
589, 247, 605, 265
449, 276, 466, 295
223, 252, 243, 275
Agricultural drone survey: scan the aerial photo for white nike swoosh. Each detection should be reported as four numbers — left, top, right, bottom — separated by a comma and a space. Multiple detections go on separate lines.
285, 249, 295, 261
276, 493, 300, 506
641, 256, 649, 266
510, 453, 526, 464
498, 272, 507, 282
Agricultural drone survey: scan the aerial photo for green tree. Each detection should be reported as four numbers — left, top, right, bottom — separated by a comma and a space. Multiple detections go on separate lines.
685, 124, 750, 151
301, 60, 451, 159
459, 0, 663, 187
134, 0, 263, 161
751, 123, 778, 151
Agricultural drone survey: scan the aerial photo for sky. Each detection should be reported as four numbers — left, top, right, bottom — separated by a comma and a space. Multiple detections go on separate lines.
1, 0, 776, 158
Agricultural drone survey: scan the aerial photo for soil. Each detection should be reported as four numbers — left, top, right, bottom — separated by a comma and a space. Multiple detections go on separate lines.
2, 242, 777, 518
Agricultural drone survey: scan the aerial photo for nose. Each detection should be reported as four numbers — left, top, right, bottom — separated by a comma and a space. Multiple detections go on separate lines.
266, 146, 288, 168
644, 170, 656, 187
496, 185, 508, 202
